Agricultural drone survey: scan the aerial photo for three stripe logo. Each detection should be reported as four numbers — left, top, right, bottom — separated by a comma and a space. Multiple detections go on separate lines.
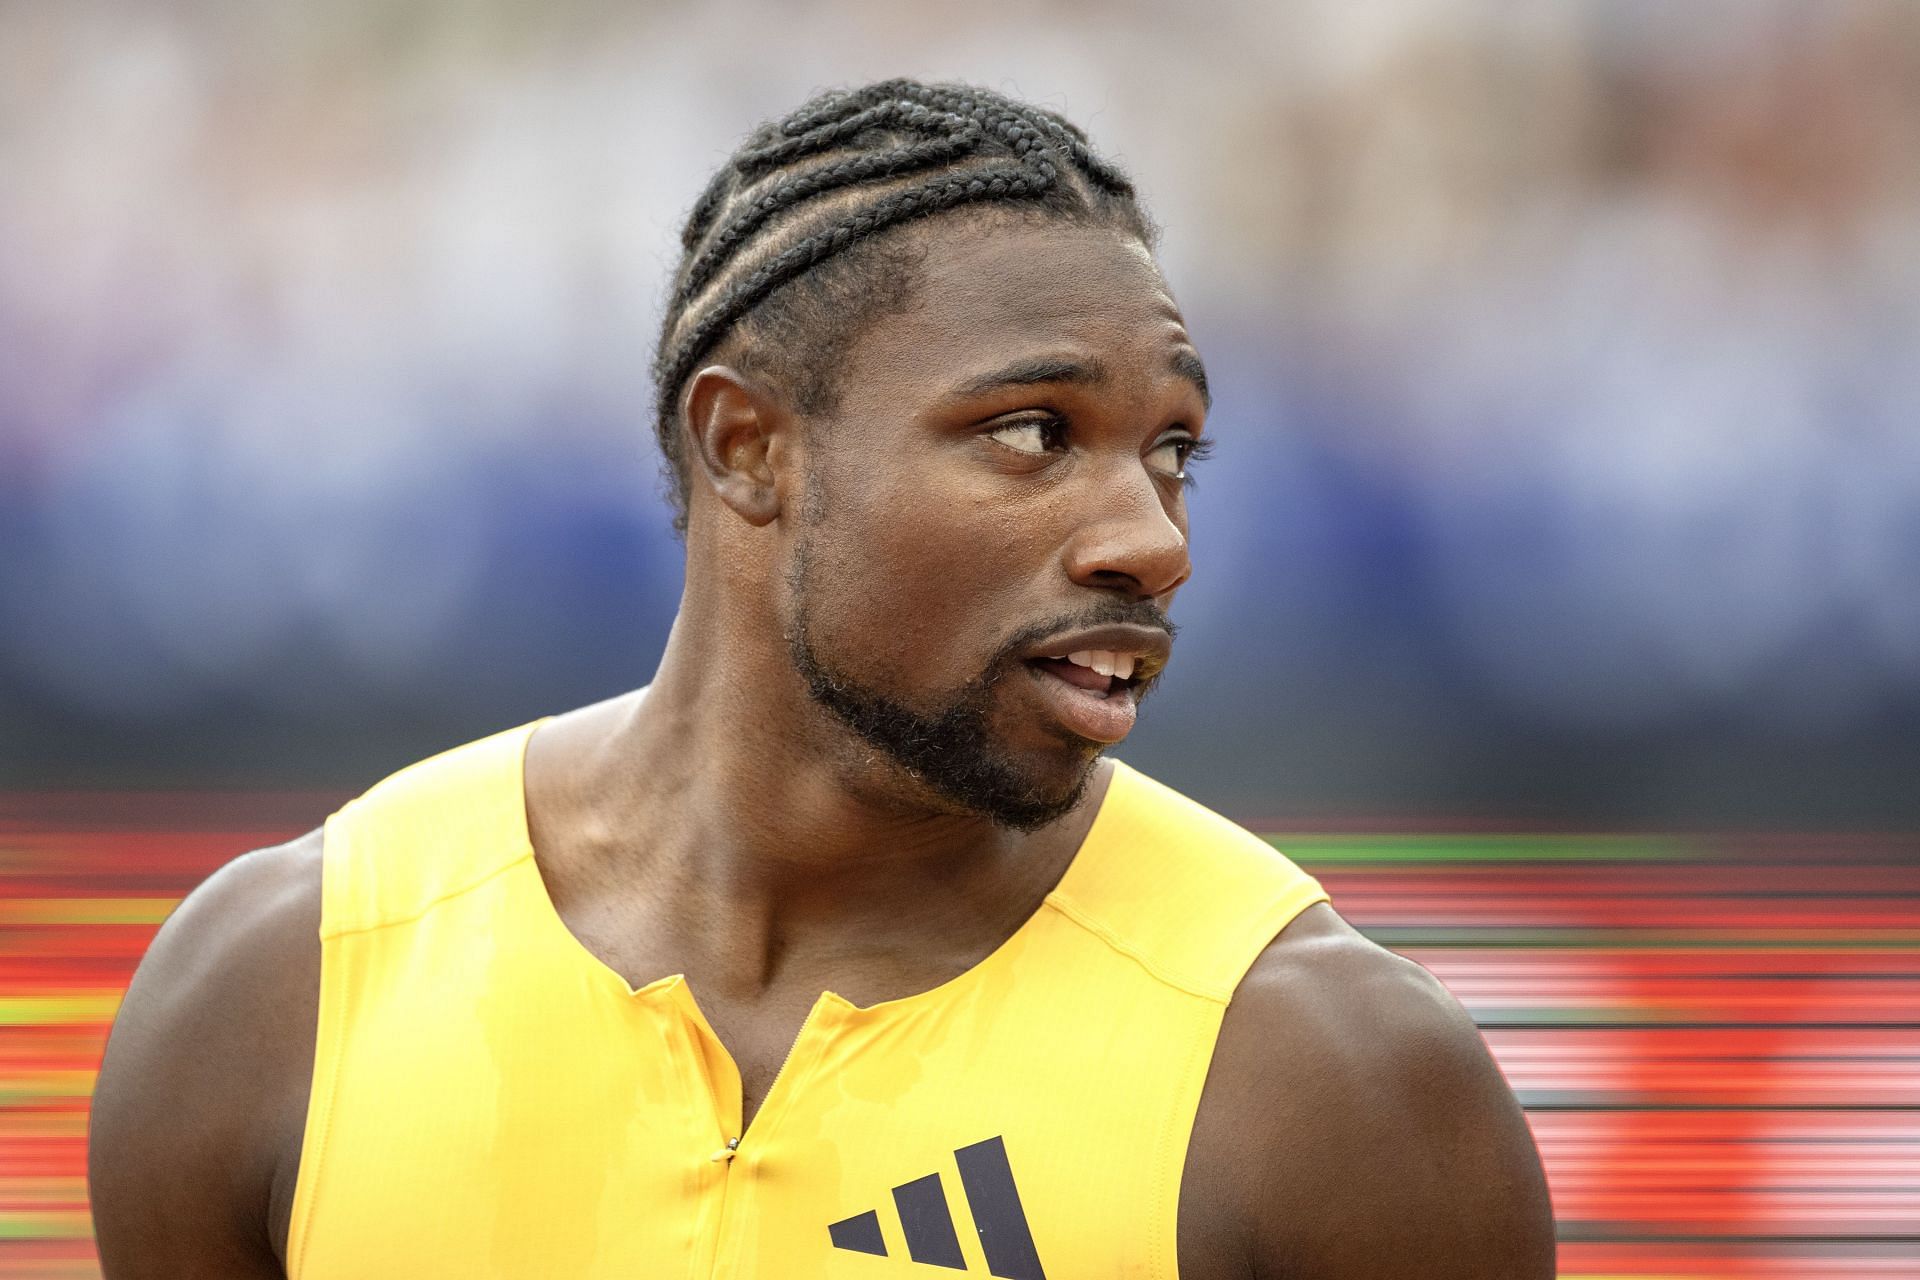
828, 1135, 1046, 1278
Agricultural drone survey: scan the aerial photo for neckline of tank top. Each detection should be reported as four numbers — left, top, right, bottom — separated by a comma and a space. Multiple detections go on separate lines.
504, 716, 1139, 1018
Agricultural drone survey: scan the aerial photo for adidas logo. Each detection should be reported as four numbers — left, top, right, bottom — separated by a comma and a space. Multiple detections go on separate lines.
828, 1135, 1046, 1278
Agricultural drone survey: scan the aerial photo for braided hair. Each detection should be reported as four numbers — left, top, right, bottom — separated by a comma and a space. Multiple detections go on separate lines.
651, 79, 1155, 531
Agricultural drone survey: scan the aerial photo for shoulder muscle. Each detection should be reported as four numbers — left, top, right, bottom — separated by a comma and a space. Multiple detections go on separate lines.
89, 830, 324, 1278
1182, 903, 1555, 1280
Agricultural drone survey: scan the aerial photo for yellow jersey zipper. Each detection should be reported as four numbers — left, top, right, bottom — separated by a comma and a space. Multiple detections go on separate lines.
699, 995, 838, 1278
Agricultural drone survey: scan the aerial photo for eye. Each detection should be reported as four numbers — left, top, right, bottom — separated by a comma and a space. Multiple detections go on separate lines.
987, 414, 1068, 456
1147, 431, 1213, 482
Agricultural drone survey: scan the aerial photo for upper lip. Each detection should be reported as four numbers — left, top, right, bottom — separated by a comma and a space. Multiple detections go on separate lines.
1021, 623, 1173, 683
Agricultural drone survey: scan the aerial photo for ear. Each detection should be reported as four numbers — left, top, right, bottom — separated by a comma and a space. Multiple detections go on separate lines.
681, 365, 795, 527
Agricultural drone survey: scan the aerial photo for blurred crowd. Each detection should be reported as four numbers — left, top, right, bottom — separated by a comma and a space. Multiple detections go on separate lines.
2, 0, 1916, 822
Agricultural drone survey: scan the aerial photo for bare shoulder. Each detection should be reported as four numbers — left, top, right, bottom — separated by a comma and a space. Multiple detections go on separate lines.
89, 829, 324, 1279
1177, 902, 1555, 1280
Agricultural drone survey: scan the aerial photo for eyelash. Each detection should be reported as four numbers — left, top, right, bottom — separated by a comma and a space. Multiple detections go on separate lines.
1174, 435, 1215, 488
987, 414, 1214, 487
1022, 413, 1072, 451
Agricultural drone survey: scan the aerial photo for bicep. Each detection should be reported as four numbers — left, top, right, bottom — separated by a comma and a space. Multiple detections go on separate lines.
89, 834, 322, 1279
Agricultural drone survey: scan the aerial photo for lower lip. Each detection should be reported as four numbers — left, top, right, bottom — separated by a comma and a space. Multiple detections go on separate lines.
1023, 663, 1138, 743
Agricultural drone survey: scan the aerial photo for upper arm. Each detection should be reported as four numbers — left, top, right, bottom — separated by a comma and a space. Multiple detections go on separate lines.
1182, 904, 1555, 1280
88, 830, 324, 1279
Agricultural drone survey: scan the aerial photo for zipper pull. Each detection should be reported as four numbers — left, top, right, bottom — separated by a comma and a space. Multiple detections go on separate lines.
710, 1136, 740, 1163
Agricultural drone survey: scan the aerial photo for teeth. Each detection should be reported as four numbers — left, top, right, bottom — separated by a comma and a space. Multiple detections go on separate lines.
1063, 650, 1136, 681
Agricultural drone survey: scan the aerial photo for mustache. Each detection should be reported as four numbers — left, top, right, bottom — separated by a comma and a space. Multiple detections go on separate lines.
989, 598, 1178, 675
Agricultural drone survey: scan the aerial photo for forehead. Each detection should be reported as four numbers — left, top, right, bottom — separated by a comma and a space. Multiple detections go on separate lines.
835, 219, 1195, 399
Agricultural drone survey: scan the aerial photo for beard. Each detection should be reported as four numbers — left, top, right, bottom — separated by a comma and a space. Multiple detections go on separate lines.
782, 541, 1172, 832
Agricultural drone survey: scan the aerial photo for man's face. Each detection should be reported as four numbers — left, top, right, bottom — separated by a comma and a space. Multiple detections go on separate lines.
779, 218, 1207, 830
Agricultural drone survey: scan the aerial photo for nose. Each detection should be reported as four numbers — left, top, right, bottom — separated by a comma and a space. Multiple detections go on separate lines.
1060, 461, 1191, 600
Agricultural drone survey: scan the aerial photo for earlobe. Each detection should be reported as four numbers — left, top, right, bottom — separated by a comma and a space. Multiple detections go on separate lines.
682, 365, 791, 527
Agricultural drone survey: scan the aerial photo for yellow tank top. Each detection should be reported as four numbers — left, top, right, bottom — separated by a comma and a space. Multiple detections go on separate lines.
289, 721, 1328, 1278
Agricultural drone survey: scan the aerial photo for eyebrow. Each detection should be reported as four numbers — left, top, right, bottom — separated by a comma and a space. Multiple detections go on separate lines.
950, 351, 1213, 411
952, 356, 1110, 399
1172, 349, 1212, 411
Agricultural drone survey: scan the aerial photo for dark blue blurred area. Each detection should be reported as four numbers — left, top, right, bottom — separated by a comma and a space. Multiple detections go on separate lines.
2, 2, 1917, 826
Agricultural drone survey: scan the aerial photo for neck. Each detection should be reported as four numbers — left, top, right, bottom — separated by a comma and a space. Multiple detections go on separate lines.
524, 604, 1105, 1002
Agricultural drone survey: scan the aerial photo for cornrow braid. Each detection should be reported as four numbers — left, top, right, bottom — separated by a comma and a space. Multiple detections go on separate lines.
651, 78, 1153, 533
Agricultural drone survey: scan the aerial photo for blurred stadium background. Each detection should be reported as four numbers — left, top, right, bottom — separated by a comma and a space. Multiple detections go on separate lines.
2, 1, 1916, 1276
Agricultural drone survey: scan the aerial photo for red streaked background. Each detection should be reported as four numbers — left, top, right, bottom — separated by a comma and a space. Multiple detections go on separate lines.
5, 800, 1916, 1278
6, 1, 1920, 1276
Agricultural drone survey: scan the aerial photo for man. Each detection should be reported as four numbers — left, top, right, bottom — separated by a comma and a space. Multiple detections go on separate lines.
90, 80, 1554, 1277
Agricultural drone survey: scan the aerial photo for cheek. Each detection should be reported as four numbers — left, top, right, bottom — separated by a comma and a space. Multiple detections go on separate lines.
893, 470, 1052, 598
806, 471, 1046, 675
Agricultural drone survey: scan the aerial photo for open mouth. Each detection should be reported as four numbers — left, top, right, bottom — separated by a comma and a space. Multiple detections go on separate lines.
1025, 651, 1142, 699
1021, 649, 1150, 744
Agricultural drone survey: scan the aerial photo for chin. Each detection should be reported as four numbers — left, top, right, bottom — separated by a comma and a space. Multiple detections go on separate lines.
931, 736, 1100, 833
786, 609, 1102, 831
